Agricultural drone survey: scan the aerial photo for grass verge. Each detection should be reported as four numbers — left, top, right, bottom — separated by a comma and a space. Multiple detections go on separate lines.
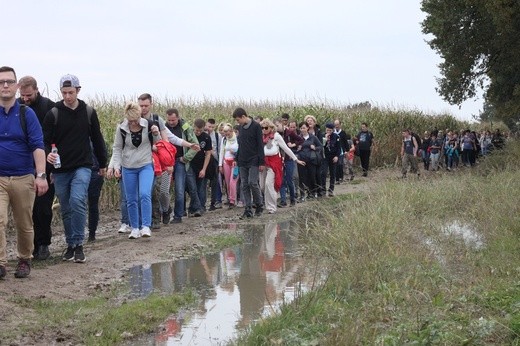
235, 141, 520, 345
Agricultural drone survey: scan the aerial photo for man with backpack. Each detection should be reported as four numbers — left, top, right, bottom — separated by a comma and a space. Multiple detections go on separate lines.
18, 76, 55, 260
0, 66, 48, 279
43, 74, 107, 264
401, 129, 419, 178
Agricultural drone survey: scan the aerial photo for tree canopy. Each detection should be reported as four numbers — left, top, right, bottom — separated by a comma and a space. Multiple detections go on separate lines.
421, 0, 520, 128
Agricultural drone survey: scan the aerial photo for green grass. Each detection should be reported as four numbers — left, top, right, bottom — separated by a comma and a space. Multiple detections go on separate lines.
7, 289, 197, 345
235, 141, 520, 345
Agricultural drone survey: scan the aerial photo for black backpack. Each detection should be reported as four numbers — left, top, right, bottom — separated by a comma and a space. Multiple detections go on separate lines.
120, 114, 159, 149
411, 132, 422, 149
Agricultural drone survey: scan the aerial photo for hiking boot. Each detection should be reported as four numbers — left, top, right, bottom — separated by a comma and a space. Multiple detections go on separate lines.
208, 204, 217, 211
128, 228, 141, 239
328, 191, 334, 197
228, 203, 235, 209
14, 259, 31, 278
277, 202, 287, 208
141, 226, 152, 238
254, 206, 264, 217
74, 246, 86, 263
118, 223, 130, 233
0, 265, 6, 279
239, 209, 253, 220
32, 246, 40, 260
87, 235, 96, 243
214, 202, 222, 209
152, 222, 161, 230
63, 246, 75, 261
170, 217, 182, 224
38, 245, 50, 260
162, 207, 172, 224
290, 200, 296, 207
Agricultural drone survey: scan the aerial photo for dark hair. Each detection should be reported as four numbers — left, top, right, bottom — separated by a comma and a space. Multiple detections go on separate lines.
299, 121, 308, 128
0, 66, 16, 80
194, 118, 205, 129
281, 113, 290, 120
138, 93, 152, 102
166, 108, 179, 117
254, 115, 263, 122
361, 122, 368, 127
232, 107, 247, 119
207, 118, 216, 124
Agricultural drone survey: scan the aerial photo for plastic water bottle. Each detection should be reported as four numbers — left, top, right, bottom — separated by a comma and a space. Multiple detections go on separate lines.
51, 144, 61, 168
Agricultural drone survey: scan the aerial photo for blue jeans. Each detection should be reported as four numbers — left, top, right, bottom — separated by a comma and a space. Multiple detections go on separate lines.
88, 170, 104, 235
53, 167, 91, 247
122, 164, 154, 229
195, 177, 208, 211
173, 160, 186, 218
280, 160, 296, 204
186, 165, 202, 213
119, 177, 129, 225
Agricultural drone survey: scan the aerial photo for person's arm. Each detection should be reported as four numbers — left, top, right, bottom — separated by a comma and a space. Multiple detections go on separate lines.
256, 124, 265, 167
412, 137, 418, 156
199, 149, 213, 178
90, 109, 108, 174
33, 148, 48, 196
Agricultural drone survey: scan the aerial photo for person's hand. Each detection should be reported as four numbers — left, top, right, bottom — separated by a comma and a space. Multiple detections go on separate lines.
114, 168, 121, 178
190, 143, 201, 151
47, 152, 58, 165
150, 124, 159, 135
34, 177, 48, 196
106, 168, 114, 178
259, 165, 265, 172
166, 166, 174, 175
333, 156, 338, 163
219, 166, 224, 174
310, 144, 315, 150
198, 169, 206, 178
98, 168, 106, 176
296, 159, 306, 166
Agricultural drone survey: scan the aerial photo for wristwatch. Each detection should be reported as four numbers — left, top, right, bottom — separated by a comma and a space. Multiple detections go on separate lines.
36, 172, 47, 180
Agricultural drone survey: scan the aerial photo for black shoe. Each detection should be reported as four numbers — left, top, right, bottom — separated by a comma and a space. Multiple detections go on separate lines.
162, 207, 172, 224
277, 202, 287, 208
239, 209, 253, 220
290, 200, 296, 207
38, 245, 50, 260
208, 205, 217, 211
87, 236, 96, 243
74, 246, 86, 263
152, 222, 161, 230
0, 265, 6, 279
32, 246, 41, 260
362, 172, 368, 177
254, 206, 263, 217
62, 246, 75, 261
170, 217, 182, 224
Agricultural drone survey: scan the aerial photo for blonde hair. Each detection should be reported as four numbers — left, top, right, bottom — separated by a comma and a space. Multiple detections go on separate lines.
260, 118, 275, 130
304, 115, 317, 124
223, 124, 236, 140
124, 102, 141, 122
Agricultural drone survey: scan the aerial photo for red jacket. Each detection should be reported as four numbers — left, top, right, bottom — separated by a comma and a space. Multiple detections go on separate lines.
152, 140, 177, 176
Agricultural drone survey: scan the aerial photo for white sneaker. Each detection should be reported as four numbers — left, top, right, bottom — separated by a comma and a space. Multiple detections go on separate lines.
118, 223, 129, 233
141, 226, 151, 238
128, 228, 141, 239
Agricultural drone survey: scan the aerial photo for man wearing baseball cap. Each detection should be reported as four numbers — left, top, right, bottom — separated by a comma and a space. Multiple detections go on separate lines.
42, 74, 107, 263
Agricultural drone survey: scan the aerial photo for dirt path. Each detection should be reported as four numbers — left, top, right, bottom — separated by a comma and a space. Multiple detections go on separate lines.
0, 169, 387, 341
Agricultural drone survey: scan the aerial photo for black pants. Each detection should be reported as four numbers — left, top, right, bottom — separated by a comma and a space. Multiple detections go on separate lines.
33, 179, 55, 247
298, 162, 318, 197
88, 170, 104, 237
359, 149, 371, 174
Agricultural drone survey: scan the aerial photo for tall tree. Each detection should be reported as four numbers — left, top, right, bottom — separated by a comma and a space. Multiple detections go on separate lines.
421, 0, 520, 128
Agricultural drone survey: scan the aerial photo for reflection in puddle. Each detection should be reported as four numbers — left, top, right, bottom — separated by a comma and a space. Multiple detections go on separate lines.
127, 220, 321, 345
442, 221, 484, 250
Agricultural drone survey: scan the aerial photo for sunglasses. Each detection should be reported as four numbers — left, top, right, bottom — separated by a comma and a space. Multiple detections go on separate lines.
262, 127, 269, 130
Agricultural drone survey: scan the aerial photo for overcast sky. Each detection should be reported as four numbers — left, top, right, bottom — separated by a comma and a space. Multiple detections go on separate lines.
5, 0, 482, 121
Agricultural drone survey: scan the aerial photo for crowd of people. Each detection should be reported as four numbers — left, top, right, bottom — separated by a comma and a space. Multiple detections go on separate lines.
6, 65, 508, 280
400, 127, 508, 177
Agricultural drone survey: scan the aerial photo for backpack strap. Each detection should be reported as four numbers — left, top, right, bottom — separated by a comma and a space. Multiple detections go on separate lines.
19, 104, 28, 143
52, 105, 92, 125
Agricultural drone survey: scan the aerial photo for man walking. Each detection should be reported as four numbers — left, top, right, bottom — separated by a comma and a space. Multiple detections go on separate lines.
18, 76, 55, 260
0, 66, 48, 279
43, 74, 107, 264
232, 107, 264, 219
356, 122, 374, 177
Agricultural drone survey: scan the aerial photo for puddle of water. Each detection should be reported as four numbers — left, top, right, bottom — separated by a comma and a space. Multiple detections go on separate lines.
442, 221, 484, 250
127, 220, 321, 345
